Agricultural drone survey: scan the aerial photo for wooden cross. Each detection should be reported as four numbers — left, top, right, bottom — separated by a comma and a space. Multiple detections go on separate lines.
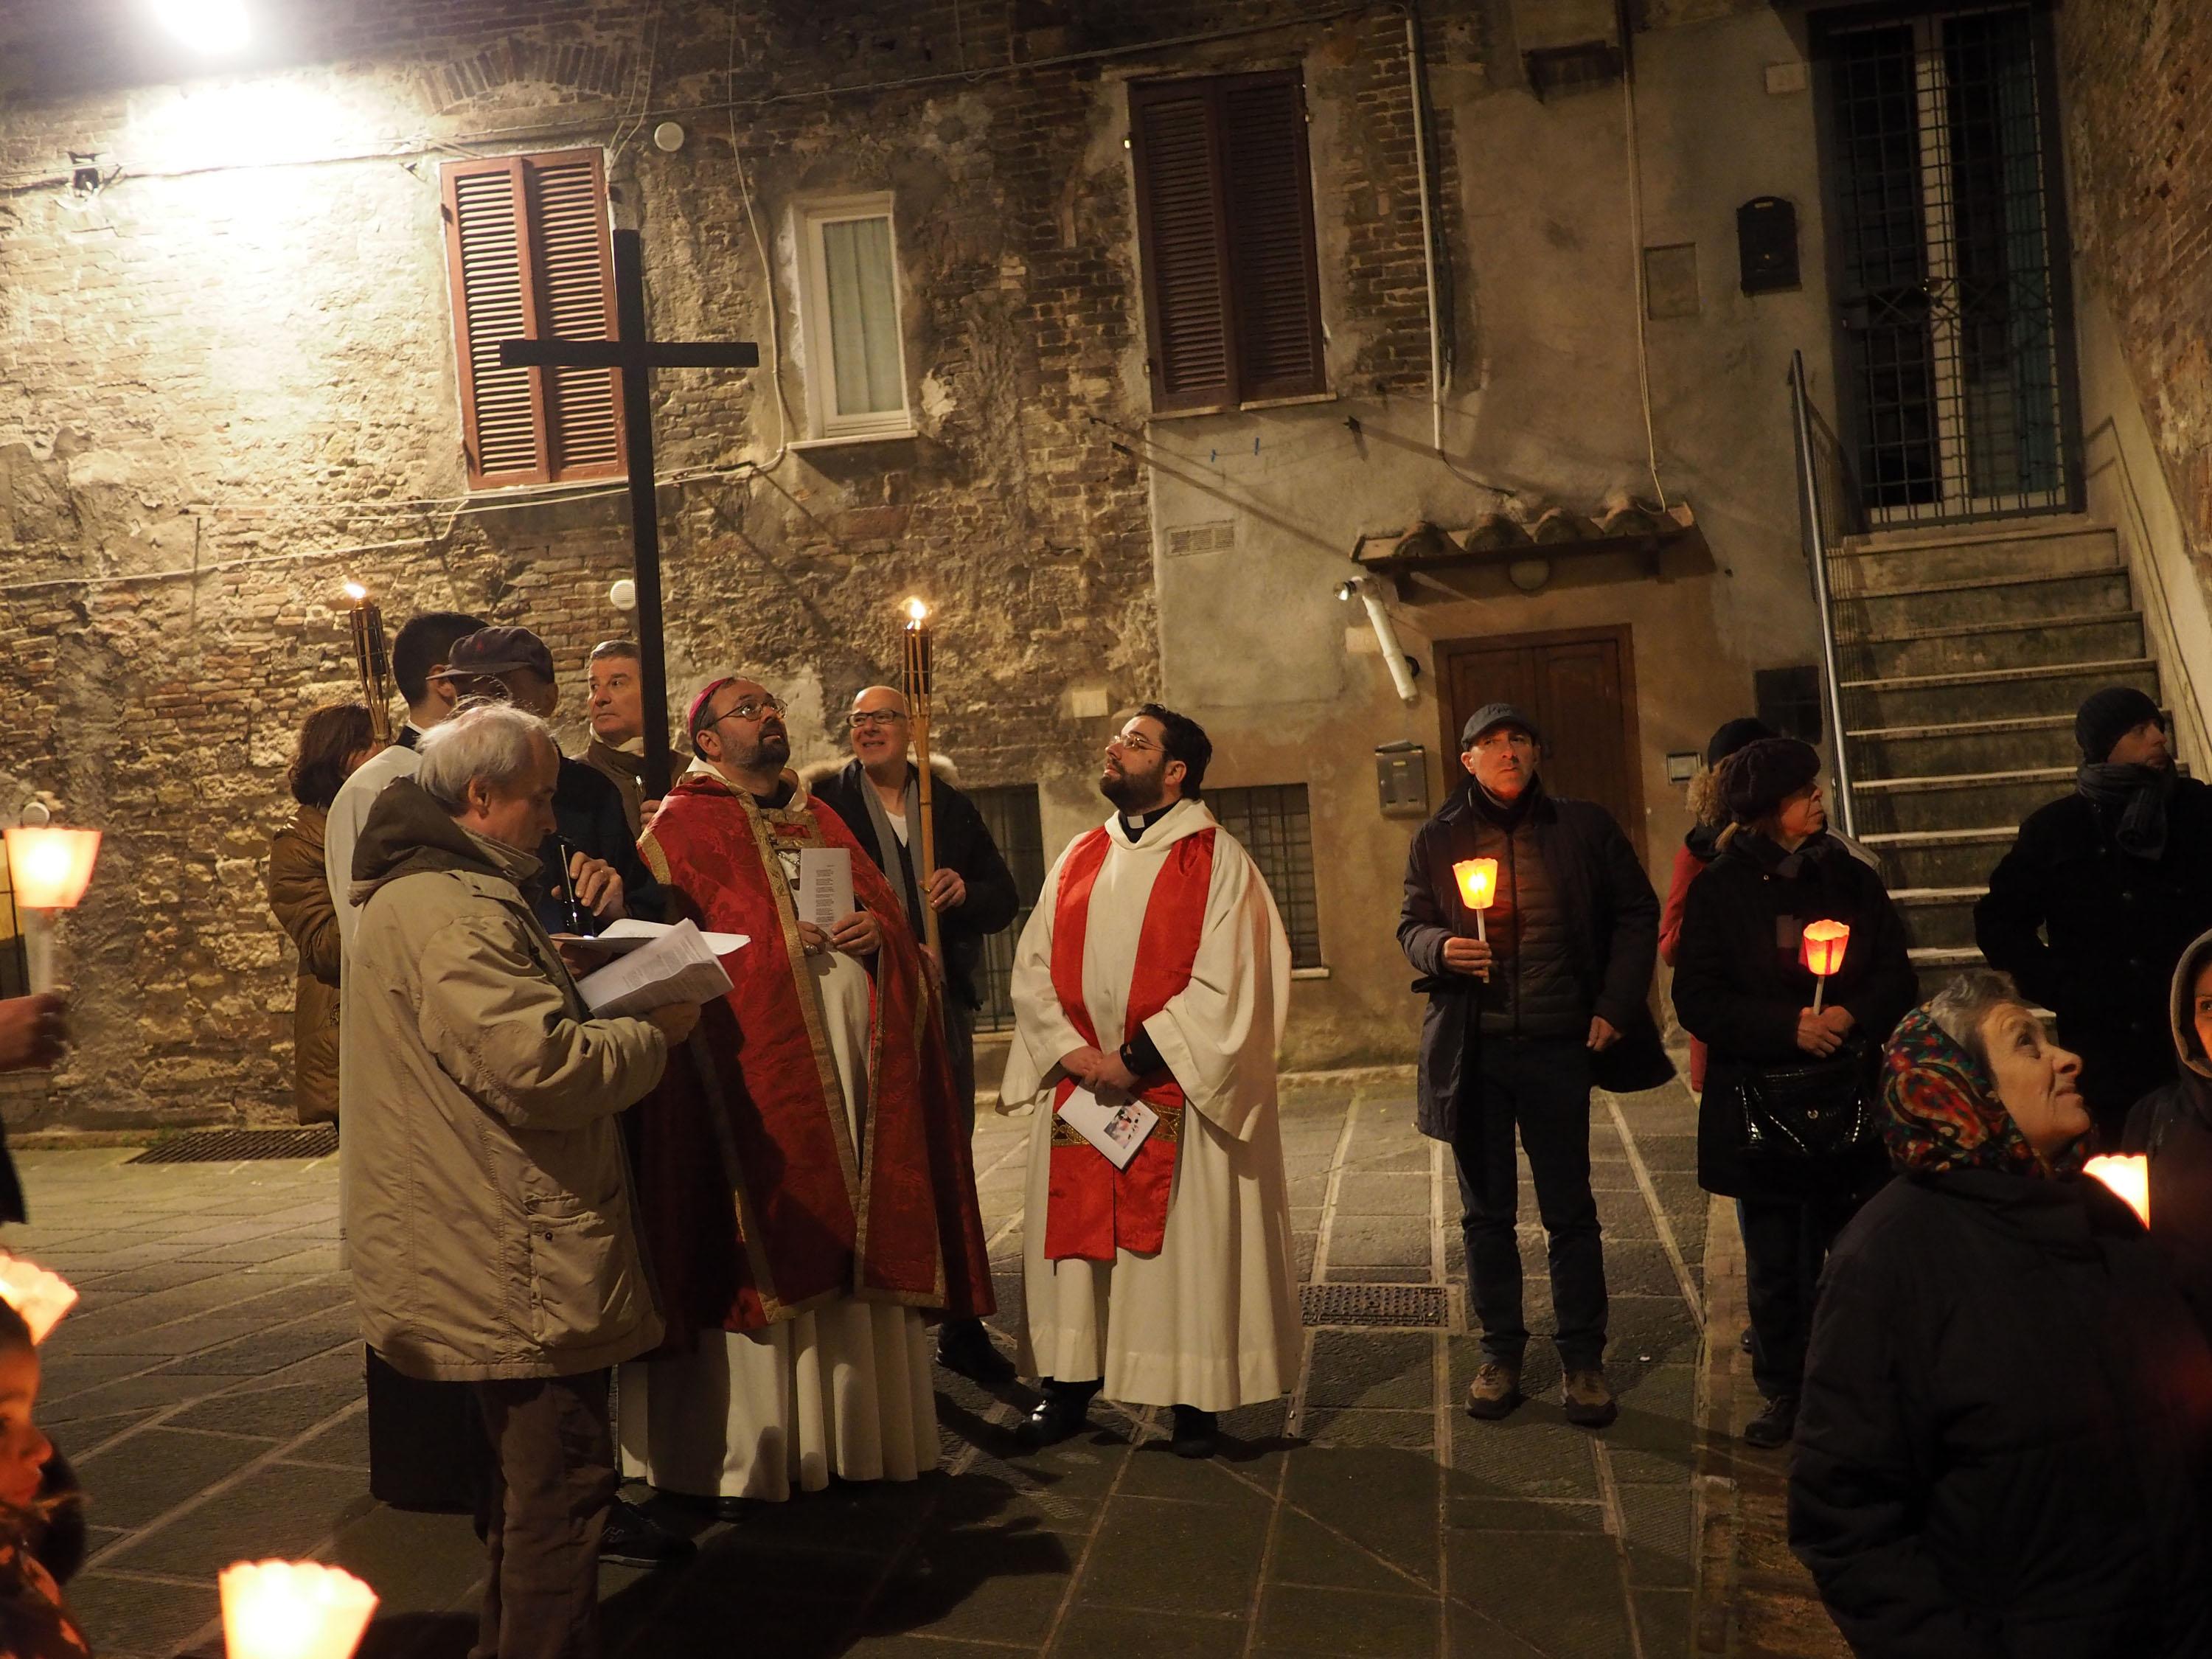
501, 229, 759, 797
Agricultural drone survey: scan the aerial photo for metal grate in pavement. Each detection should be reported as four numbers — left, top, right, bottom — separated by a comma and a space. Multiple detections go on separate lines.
1301, 1282, 1447, 1328
129, 1127, 338, 1164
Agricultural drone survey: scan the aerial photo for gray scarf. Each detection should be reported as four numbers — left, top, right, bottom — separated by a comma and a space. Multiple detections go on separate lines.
2076, 761, 2174, 861
858, 765, 922, 925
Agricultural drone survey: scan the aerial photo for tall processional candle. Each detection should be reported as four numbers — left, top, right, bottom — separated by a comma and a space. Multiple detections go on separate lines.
219, 1561, 378, 1659
342, 582, 395, 745
5, 813, 101, 993
1802, 919, 1851, 1014
0, 1252, 76, 1344
900, 597, 943, 957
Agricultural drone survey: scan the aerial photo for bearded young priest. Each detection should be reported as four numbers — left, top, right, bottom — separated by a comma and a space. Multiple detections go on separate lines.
1000, 705, 1299, 1458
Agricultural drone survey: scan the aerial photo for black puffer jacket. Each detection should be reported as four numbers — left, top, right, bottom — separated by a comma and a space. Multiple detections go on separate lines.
2123, 926, 2212, 1346
1791, 1169, 2212, 1658
1672, 832, 1916, 1202
1399, 777, 1659, 1141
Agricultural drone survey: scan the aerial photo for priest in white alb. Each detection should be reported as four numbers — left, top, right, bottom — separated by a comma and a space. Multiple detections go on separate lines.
1001, 703, 1299, 1458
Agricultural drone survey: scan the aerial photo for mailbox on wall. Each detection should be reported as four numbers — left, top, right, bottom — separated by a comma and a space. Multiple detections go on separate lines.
1737, 196, 1800, 295
1376, 741, 1430, 818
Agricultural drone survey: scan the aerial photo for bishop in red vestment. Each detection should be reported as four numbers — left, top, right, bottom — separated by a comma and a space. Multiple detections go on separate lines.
617, 678, 993, 1502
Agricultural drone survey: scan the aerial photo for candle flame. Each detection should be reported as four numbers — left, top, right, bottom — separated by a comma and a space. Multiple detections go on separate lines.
219, 1560, 379, 1659
905, 597, 928, 623
2084, 1154, 2151, 1226
342, 582, 367, 602
0, 1253, 76, 1344
1802, 919, 1851, 978
1452, 858, 1498, 911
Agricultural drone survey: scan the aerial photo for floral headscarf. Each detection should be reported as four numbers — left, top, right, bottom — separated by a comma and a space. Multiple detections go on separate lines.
1880, 1005, 2087, 1178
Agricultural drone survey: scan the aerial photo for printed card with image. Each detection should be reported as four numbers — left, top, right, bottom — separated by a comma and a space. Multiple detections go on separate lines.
1055, 1085, 1160, 1171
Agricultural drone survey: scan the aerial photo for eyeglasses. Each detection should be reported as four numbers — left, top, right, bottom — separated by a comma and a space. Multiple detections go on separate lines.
847, 709, 908, 729
1112, 733, 1160, 754
700, 695, 784, 732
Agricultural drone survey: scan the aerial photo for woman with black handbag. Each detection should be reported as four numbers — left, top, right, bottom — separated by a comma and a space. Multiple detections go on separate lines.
1672, 737, 1916, 1450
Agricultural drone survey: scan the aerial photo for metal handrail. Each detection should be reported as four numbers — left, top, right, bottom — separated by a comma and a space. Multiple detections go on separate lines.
1788, 349, 1860, 841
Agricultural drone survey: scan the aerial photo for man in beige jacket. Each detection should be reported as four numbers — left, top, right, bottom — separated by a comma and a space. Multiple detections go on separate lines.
344, 703, 698, 1659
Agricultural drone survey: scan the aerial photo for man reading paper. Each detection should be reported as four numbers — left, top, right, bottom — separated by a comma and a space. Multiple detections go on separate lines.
1001, 705, 1299, 1459
618, 676, 995, 1503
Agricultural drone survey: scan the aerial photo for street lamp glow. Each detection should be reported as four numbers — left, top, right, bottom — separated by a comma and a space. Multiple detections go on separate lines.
151, 0, 251, 54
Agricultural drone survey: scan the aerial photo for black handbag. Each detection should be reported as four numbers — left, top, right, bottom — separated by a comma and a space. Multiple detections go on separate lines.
1736, 1038, 1877, 1162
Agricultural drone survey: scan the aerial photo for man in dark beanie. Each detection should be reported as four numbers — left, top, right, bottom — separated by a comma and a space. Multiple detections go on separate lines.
1977, 684, 2212, 1141
1398, 702, 1660, 1428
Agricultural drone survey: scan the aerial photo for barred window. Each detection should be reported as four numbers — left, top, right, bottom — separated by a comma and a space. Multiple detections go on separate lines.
1208, 785, 1323, 969
970, 785, 1048, 1034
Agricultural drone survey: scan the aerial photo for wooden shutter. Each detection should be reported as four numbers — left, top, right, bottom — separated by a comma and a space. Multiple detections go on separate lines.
1130, 71, 1325, 412
441, 150, 624, 490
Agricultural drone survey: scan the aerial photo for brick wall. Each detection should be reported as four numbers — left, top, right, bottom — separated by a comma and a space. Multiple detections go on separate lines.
0, 0, 1458, 1124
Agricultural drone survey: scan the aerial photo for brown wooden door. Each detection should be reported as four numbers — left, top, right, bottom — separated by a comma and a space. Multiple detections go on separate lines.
1436, 625, 1646, 856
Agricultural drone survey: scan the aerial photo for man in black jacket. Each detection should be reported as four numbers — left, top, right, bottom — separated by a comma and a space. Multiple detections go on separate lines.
1397, 703, 1659, 1428
1975, 686, 2212, 1143
815, 684, 1021, 1382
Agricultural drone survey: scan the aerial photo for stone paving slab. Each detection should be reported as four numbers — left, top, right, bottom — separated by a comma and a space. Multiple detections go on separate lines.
0, 1072, 1814, 1658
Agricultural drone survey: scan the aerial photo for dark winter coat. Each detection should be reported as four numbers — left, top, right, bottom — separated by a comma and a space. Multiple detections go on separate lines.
1398, 777, 1660, 1142
1790, 1169, 2212, 1658
813, 760, 1020, 1011
2123, 926, 2212, 1347
531, 754, 662, 936
1673, 832, 1916, 1202
1975, 776, 2212, 1128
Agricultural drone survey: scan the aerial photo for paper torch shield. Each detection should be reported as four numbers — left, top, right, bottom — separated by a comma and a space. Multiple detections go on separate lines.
2084, 1154, 2151, 1227
4, 826, 101, 911
220, 1561, 378, 1659
1452, 858, 1498, 911
1801, 919, 1851, 978
0, 1253, 76, 1345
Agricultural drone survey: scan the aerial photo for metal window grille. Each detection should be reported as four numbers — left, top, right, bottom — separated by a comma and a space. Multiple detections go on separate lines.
1819, 2, 2080, 527
970, 785, 1046, 1034
1208, 785, 1323, 970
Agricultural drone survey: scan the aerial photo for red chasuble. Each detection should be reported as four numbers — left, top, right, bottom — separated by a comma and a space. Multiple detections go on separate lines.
1045, 824, 1217, 1262
630, 769, 993, 1340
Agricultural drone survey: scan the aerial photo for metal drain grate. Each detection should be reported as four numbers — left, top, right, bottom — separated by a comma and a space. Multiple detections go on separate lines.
1301, 1282, 1448, 1328
130, 1127, 338, 1164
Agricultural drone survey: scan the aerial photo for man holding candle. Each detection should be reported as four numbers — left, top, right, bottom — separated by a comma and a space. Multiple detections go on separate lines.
1398, 703, 1660, 1428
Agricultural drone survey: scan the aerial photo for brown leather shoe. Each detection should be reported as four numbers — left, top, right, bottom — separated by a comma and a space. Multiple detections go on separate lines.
1562, 1368, 1618, 1429
1465, 1361, 1523, 1420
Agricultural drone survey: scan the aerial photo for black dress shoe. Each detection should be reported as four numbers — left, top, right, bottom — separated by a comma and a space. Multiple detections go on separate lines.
1169, 1405, 1217, 1459
936, 1318, 1017, 1384
601, 1497, 696, 1568
1743, 1394, 1798, 1450
1014, 1382, 1096, 1450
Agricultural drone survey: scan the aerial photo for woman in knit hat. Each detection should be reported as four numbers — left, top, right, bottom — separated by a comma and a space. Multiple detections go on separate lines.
1672, 738, 1917, 1448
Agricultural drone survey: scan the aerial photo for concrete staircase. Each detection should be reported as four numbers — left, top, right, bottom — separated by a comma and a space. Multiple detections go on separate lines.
1825, 516, 2159, 996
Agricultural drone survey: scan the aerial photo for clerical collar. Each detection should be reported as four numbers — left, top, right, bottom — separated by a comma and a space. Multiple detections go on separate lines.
1119, 802, 1176, 842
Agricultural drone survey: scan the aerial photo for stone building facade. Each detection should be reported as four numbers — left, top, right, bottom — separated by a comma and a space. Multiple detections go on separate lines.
0, 0, 2204, 1124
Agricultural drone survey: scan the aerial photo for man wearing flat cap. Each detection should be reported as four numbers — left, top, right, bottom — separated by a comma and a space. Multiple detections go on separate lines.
1398, 702, 1659, 1428
1977, 685, 2212, 1142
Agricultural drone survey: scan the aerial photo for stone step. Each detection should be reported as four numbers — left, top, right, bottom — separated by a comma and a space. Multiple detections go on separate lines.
1845, 713, 2081, 777
1836, 613, 2145, 683
1892, 886, 1988, 950
1833, 568, 2135, 639
1840, 658, 2159, 728
1826, 524, 2119, 597
1860, 826, 2017, 890
1913, 945, 1987, 1001
1850, 768, 2070, 837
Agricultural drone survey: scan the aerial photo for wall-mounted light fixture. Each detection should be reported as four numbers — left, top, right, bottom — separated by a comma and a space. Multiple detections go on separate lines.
1336, 576, 1421, 706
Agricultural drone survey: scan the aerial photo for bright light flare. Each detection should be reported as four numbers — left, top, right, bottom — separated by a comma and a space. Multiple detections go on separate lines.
151, 0, 251, 54
904, 597, 929, 624
2084, 1154, 2151, 1227
1452, 858, 1498, 911
1802, 919, 1851, 978
0, 1253, 77, 1345
342, 582, 366, 602
4, 827, 102, 911
219, 1561, 378, 1659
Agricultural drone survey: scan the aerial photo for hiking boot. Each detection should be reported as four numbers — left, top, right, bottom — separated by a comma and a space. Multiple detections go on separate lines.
1465, 1361, 1523, 1420
1562, 1368, 1618, 1429
1169, 1405, 1219, 1458
1743, 1394, 1797, 1450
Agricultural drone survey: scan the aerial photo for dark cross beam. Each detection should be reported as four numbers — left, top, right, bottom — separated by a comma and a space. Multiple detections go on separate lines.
501, 229, 759, 798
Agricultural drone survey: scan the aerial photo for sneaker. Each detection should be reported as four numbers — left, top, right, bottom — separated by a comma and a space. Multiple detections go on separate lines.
936, 1318, 1017, 1385
1743, 1394, 1797, 1450
1465, 1361, 1523, 1420
1169, 1405, 1218, 1458
600, 1497, 695, 1569
1562, 1368, 1618, 1430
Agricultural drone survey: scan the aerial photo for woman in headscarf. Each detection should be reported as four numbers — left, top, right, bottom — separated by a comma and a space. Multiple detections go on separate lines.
1791, 971, 2212, 1658
1672, 737, 1916, 1448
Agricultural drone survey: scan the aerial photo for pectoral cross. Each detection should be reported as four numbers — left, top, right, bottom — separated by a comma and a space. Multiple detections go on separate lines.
501, 229, 759, 797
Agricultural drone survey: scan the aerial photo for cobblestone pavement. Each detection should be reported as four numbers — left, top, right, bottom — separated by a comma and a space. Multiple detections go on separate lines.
7, 1071, 1782, 1658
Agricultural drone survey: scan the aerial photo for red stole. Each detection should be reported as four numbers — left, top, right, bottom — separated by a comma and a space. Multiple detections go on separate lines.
1045, 824, 1217, 1262
627, 771, 994, 1340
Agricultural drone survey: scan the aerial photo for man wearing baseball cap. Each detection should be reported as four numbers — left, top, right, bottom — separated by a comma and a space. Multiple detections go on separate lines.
442, 625, 661, 935
1977, 685, 2212, 1141
1398, 702, 1659, 1428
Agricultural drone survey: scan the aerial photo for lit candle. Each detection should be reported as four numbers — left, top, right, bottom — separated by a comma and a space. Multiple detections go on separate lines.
2084, 1154, 2151, 1226
219, 1561, 379, 1659
1452, 858, 1498, 942
1801, 919, 1851, 1012
342, 582, 395, 745
4, 821, 102, 992
900, 598, 942, 956
0, 1253, 76, 1345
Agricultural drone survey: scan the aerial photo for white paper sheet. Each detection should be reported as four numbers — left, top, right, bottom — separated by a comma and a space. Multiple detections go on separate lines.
553, 917, 748, 956
1054, 1085, 1159, 1171
798, 846, 855, 931
576, 919, 737, 1018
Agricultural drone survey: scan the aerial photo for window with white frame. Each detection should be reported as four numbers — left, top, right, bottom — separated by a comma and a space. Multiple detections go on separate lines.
796, 195, 913, 441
